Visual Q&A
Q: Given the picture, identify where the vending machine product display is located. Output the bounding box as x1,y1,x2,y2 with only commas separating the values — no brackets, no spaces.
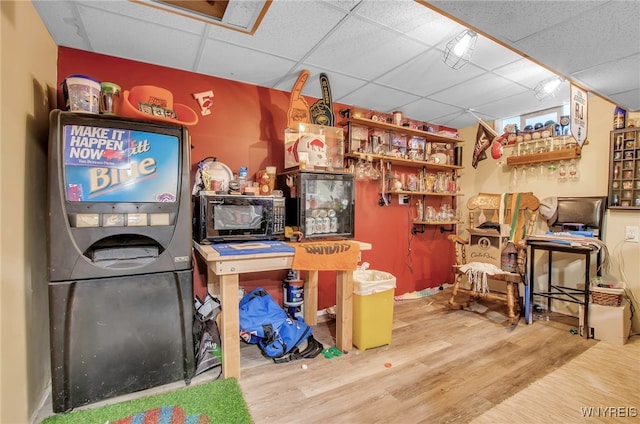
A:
46,110,194,412
277,170,355,240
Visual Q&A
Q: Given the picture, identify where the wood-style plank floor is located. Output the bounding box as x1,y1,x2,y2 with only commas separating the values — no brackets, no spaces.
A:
237,289,639,424
35,289,639,424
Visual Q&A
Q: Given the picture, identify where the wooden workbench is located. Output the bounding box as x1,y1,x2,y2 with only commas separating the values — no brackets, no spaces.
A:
193,240,372,379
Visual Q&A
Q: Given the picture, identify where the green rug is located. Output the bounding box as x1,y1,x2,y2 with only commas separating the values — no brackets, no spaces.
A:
41,378,253,424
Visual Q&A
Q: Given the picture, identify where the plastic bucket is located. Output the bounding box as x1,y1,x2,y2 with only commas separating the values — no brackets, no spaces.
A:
62,74,101,114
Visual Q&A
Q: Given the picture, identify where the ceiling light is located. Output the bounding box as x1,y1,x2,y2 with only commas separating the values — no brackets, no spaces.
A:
534,76,564,101
443,29,477,70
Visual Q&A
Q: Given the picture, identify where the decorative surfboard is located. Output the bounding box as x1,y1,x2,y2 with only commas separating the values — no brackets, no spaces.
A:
287,69,311,129
310,73,335,126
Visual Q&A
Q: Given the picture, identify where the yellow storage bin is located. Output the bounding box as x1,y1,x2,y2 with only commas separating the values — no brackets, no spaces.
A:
352,270,396,350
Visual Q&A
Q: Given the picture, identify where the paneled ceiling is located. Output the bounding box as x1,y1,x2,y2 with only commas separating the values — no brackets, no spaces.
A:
33,0,640,129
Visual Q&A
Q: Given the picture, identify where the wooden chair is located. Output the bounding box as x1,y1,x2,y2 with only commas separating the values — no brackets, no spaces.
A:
448,192,540,323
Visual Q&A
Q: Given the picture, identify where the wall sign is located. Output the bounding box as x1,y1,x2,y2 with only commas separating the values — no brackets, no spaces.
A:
570,83,588,147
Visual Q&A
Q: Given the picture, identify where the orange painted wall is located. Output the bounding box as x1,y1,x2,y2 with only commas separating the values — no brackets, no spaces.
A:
57,47,454,309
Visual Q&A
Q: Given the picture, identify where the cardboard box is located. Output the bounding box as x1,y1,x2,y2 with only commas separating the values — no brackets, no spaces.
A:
579,299,631,345
467,228,508,268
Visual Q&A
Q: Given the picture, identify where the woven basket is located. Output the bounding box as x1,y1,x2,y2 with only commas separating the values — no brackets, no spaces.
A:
591,287,624,306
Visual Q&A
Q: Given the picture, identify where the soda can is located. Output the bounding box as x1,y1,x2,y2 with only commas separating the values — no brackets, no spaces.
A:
315,217,324,234
322,217,330,233
305,217,315,236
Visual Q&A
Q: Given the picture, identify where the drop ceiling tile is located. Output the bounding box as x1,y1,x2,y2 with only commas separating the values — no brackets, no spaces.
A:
400,98,463,124
205,1,348,59
32,1,91,50
432,110,476,129
338,83,421,113
322,0,362,12
83,1,206,35
475,90,566,122
377,48,485,96
304,15,429,80
471,35,523,71
493,58,558,90
403,7,462,48
571,54,640,97
514,2,640,74
356,0,448,43
197,39,297,86
428,1,607,43
609,89,640,111
430,73,530,110
273,67,367,103
79,6,202,71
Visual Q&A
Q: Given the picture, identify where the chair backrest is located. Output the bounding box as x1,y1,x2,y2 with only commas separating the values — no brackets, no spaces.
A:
548,196,607,239
466,192,540,243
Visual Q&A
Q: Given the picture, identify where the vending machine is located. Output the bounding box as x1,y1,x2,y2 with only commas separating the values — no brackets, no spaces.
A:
46,110,194,412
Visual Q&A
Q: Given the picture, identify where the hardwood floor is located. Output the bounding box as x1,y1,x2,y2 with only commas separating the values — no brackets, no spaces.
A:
238,290,639,424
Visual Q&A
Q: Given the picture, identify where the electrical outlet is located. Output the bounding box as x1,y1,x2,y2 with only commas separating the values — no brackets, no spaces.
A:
625,226,639,243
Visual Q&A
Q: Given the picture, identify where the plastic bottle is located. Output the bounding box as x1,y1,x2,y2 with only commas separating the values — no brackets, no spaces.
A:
260,172,271,195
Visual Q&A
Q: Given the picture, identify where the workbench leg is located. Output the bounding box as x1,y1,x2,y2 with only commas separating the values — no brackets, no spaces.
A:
335,271,353,352
304,270,318,326
219,274,240,380
206,267,220,297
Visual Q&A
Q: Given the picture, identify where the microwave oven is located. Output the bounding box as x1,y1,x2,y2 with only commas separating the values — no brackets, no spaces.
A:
193,192,285,243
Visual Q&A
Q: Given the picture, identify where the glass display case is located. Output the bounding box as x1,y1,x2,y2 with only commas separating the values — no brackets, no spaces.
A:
277,170,355,240
284,123,344,170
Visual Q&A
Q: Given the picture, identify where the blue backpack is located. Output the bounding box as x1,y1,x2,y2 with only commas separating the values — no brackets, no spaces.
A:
239,288,323,363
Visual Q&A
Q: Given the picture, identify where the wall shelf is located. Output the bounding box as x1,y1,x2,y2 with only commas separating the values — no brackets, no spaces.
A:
339,117,462,144
345,152,462,171
506,146,581,166
413,220,462,226
381,190,463,197
342,117,464,234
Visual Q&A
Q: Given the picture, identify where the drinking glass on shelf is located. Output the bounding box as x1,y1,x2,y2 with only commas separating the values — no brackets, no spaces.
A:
425,206,436,222
519,166,528,185
558,161,567,180
369,161,380,180
568,159,578,179
355,159,368,181
509,166,519,190
547,162,557,179
533,140,542,153
538,162,546,178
